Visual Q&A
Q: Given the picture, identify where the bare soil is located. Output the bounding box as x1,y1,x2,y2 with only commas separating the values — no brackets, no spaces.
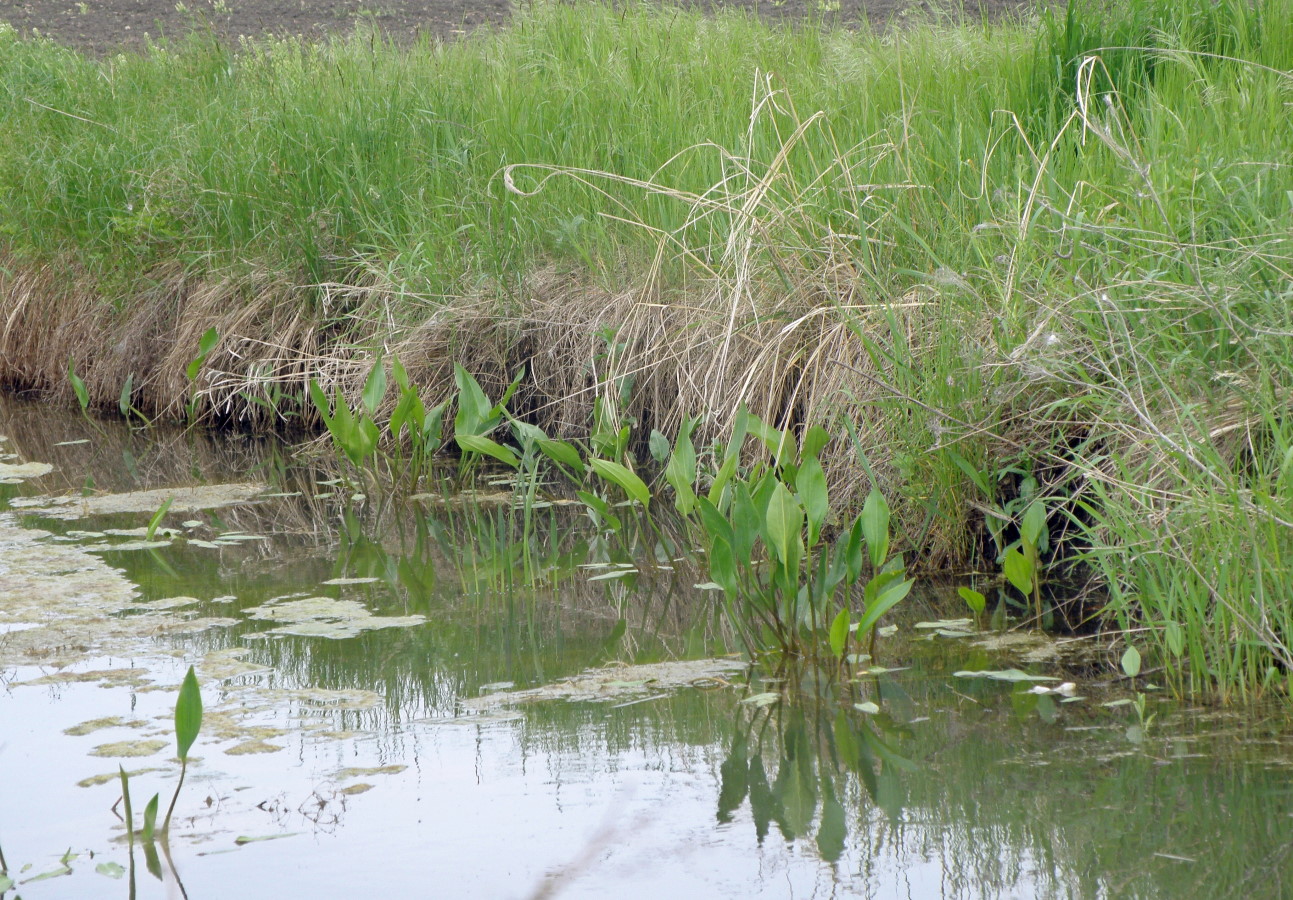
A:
0,0,1038,55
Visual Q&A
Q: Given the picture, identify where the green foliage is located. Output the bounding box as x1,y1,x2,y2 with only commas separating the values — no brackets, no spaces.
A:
67,356,90,412
163,665,203,833
669,411,913,662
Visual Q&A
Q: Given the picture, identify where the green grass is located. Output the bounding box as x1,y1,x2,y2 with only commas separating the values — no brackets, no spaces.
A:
1,0,1292,698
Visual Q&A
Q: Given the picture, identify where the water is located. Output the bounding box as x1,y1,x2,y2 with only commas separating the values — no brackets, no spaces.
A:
1,394,1291,899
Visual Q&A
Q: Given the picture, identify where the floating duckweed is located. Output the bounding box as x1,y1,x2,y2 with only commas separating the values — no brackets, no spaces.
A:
459,658,746,713
336,765,406,779
90,739,169,758
0,460,53,479
63,716,149,736
224,739,285,756
11,482,269,520
242,596,425,639
77,767,164,788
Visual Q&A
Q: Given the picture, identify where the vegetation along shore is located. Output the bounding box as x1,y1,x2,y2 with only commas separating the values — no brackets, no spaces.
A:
1,0,1290,698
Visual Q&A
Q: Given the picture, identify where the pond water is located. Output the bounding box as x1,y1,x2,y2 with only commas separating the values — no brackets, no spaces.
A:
1,394,1291,899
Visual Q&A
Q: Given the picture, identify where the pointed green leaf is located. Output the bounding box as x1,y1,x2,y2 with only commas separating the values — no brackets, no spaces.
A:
796,457,829,548
141,793,159,842
1003,546,1034,594
648,429,671,463
538,438,585,474
360,354,387,415
861,488,890,569
829,607,851,658
118,372,134,417
801,425,831,462
175,666,203,761
957,586,986,614
308,379,332,428
589,458,650,506
856,576,913,636
765,482,804,568
456,434,520,468
1164,620,1184,657
68,357,91,412
1021,500,1046,548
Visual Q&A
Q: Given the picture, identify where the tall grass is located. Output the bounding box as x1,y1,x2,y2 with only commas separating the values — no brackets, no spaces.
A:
0,0,1291,696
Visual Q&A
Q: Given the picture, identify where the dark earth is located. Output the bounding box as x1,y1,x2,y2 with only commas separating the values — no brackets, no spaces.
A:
0,0,1039,55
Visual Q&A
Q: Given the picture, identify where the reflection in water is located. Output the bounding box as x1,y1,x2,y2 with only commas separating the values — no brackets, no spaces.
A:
2,396,1293,899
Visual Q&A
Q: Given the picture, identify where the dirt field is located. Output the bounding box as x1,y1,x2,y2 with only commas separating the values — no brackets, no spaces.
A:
0,0,1037,55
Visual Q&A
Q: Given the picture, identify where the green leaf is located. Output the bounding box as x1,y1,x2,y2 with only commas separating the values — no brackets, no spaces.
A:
68,356,91,412
648,429,671,463
145,497,174,542
391,355,410,391
455,434,520,468
856,575,913,636
118,372,134,418
576,490,620,532
1020,500,1046,548
765,482,804,568
589,458,650,506
141,793,159,842
957,586,986,614
1121,645,1142,679
946,449,991,498
360,354,387,415
844,516,865,582
795,457,829,548
95,862,126,880
1164,620,1184,657
861,488,890,569
1003,546,1034,594
707,451,740,507
453,364,494,436
829,607,851,658
185,327,220,381
175,666,203,761
308,379,333,429
801,425,831,462
537,438,585,474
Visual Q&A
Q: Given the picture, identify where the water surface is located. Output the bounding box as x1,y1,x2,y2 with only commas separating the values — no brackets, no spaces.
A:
1,395,1290,899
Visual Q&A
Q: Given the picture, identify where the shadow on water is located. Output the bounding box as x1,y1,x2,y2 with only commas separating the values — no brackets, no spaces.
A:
2,394,1293,899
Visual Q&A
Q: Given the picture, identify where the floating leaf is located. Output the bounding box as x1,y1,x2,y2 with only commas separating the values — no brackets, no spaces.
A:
953,669,1058,683
234,833,300,845
741,692,781,707
95,862,126,880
